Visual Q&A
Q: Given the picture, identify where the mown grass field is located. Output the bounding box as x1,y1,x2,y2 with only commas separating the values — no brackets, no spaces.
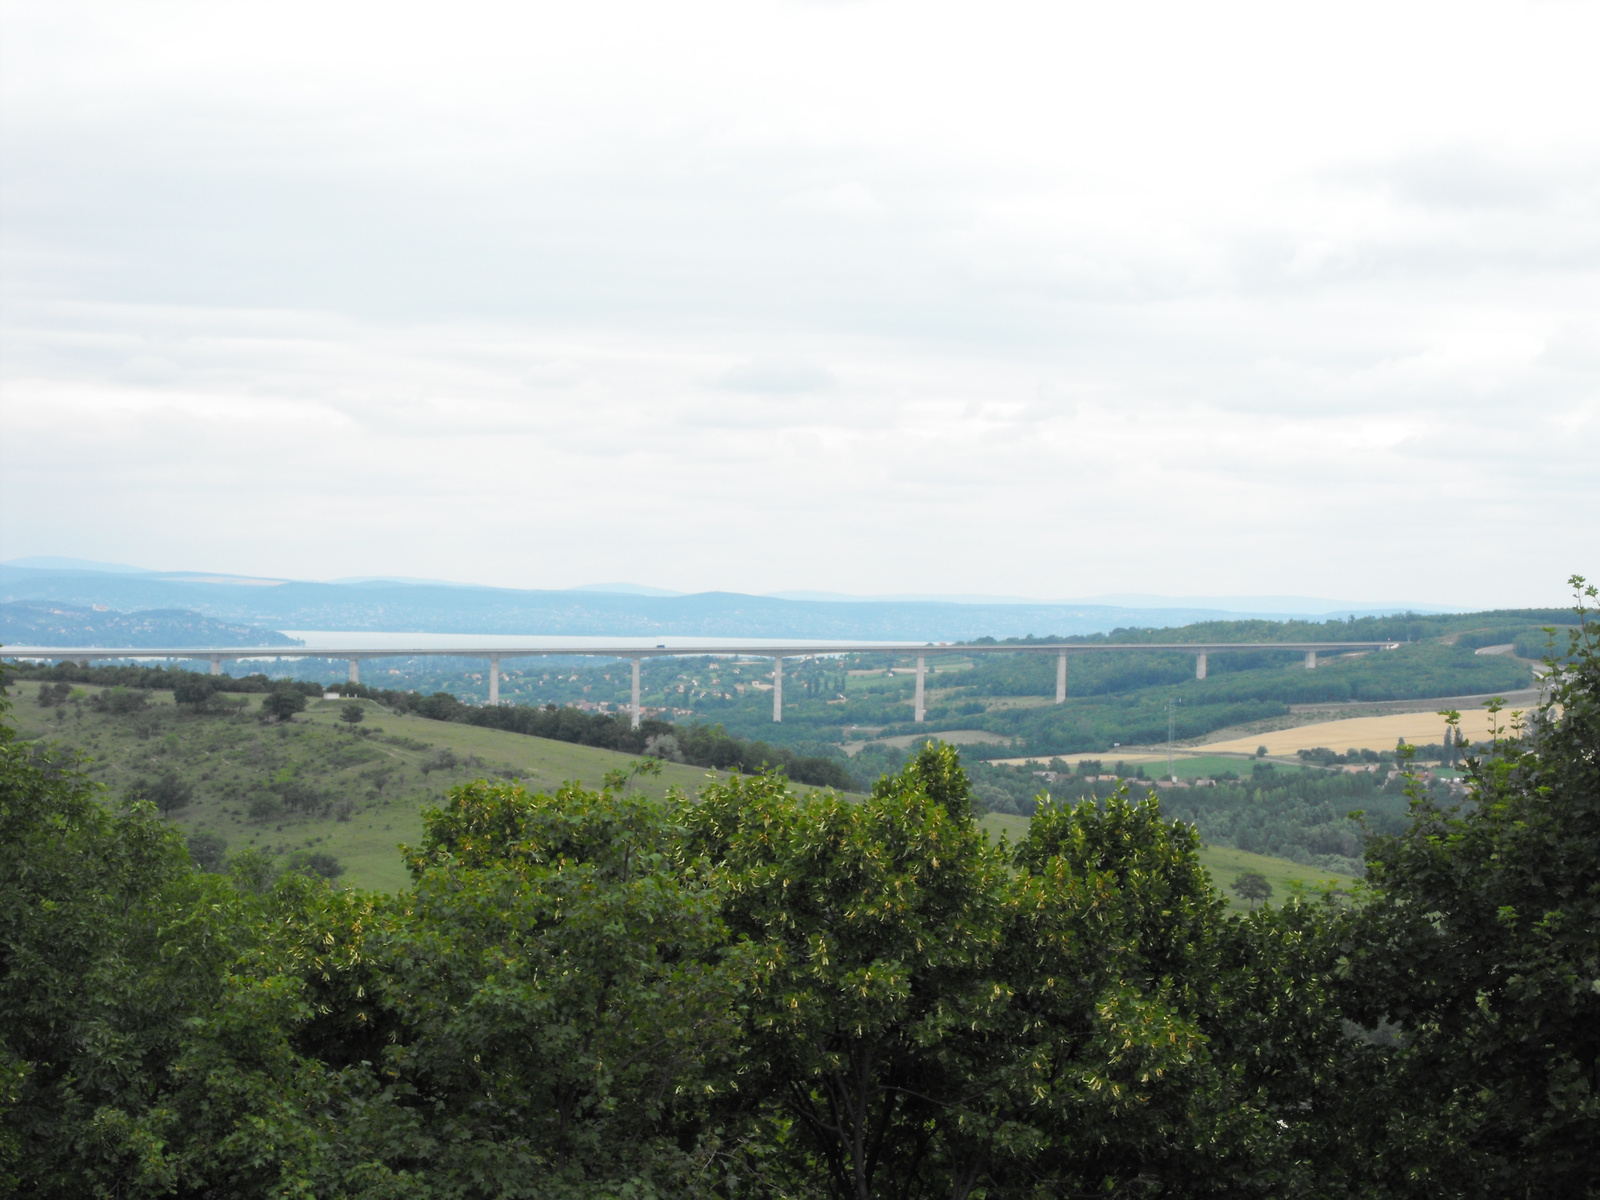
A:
1151,753,1318,779
9,679,1353,902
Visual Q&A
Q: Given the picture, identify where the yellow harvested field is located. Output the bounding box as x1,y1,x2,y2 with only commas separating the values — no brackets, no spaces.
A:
875,729,1011,750
1203,707,1528,756
977,703,1544,767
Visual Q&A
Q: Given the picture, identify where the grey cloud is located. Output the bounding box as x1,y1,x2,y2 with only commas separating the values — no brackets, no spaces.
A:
2,2,1597,605
714,358,838,393
1538,323,1600,371
1375,148,1575,212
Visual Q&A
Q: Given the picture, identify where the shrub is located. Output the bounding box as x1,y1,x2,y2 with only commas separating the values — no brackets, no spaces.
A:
185,830,228,873
261,688,307,721
172,678,218,707
92,687,148,715
226,847,278,893
271,779,323,815
35,682,70,707
1233,871,1272,909
283,849,344,880
246,793,284,823
642,733,684,761
128,772,193,817
421,748,458,776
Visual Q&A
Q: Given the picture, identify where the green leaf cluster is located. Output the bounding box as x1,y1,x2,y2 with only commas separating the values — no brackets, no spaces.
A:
1333,577,1600,1196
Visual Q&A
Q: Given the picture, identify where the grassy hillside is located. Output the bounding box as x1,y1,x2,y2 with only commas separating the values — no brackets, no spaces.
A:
7,681,727,893
10,677,1356,907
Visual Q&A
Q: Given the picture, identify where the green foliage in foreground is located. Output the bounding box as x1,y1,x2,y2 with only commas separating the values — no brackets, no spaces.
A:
1,580,1596,1197
1334,580,1600,1196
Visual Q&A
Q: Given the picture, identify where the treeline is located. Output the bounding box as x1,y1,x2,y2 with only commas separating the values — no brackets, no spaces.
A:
969,607,1581,647
4,585,1597,1197
6,660,324,695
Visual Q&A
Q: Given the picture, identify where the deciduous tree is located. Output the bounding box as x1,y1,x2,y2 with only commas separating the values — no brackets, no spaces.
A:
129,770,193,817
1340,575,1600,1196
1233,870,1272,909
0,688,252,1198
260,687,306,721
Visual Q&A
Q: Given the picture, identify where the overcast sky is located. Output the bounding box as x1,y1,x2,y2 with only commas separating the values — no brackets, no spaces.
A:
1,0,1595,608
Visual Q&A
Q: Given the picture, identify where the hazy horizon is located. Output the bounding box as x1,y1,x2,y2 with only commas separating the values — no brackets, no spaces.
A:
2,555,1462,617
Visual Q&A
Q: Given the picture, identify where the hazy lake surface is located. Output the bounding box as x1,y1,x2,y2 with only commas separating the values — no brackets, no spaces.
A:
280,631,910,653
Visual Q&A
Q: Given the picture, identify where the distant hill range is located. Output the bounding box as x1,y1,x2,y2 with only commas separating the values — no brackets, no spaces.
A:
0,562,1445,643
0,601,302,649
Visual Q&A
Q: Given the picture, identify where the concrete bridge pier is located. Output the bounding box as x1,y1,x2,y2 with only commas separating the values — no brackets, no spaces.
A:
1056,651,1068,703
1196,652,1207,680
488,656,499,706
914,655,927,722
348,659,360,685
772,656,784,722
631,657,642,729
210,656,223,676
1305,650,1318,670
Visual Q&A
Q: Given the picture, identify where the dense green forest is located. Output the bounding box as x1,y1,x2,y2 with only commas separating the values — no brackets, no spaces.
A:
2,583,1596,1197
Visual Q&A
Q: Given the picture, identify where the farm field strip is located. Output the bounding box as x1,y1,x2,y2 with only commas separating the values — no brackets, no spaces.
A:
1202,708,1517,756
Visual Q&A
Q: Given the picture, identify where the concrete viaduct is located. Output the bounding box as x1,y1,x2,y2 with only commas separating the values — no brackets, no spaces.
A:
4,640,1399,729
